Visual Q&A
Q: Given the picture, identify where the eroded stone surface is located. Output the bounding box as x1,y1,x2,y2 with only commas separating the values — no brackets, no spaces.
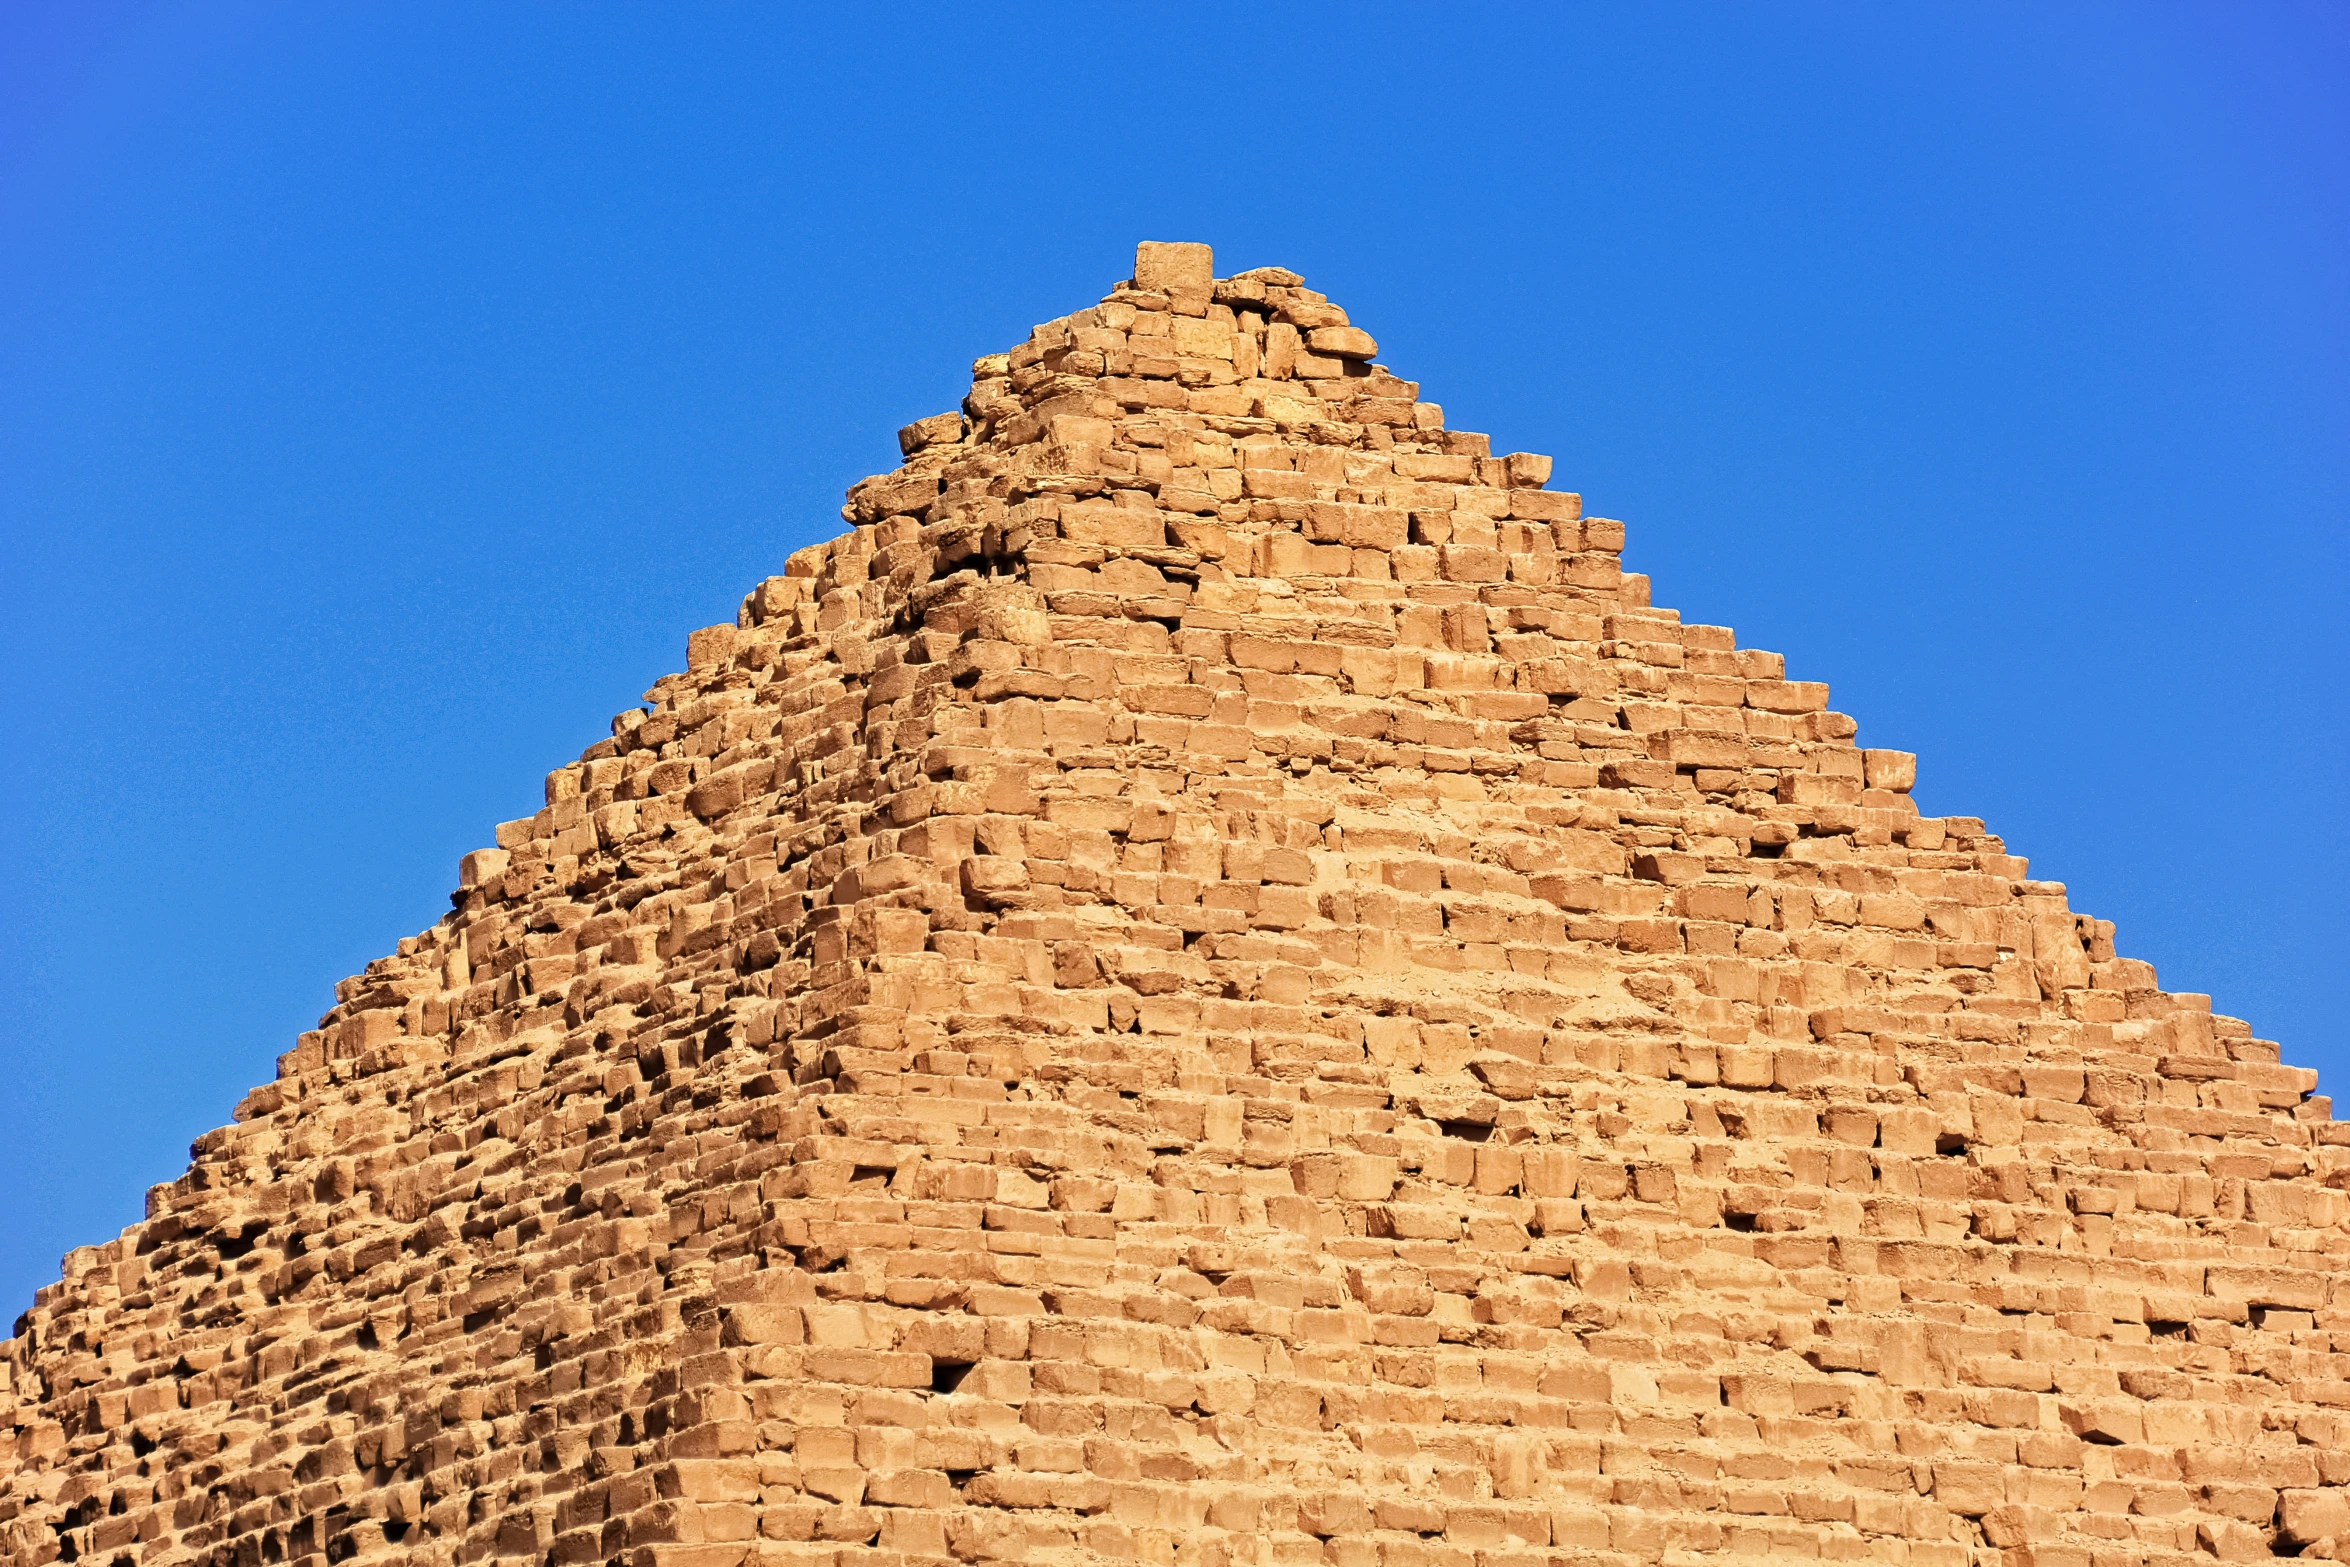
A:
4,243,2345,1567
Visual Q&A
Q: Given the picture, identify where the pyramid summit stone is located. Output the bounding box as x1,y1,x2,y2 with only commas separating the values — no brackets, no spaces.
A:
1132,239,1213,294
5,246,2346,1567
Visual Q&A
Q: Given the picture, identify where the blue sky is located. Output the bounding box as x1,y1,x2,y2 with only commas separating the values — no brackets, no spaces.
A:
2,3,2343,1318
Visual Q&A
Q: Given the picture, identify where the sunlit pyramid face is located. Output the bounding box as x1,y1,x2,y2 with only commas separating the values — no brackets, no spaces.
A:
5,240,2339,1567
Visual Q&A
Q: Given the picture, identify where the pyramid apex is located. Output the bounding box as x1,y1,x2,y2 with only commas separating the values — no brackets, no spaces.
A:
1133,239,1213,293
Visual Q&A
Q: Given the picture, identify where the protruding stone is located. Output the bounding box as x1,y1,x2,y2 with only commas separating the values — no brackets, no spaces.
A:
1133,239,1212,293
1307,325,1377,360
896,411,963,456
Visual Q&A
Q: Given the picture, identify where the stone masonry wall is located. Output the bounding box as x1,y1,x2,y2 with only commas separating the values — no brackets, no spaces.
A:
3,242,2346,1567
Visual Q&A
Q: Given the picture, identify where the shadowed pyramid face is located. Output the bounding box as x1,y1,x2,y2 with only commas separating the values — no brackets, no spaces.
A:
5,241,2344,1567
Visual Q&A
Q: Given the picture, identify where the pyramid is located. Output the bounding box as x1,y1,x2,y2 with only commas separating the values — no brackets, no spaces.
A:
5,240,2345,1567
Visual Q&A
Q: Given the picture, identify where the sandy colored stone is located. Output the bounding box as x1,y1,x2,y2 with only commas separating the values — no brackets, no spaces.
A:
2,241,2344,1567
1132,240,1212,295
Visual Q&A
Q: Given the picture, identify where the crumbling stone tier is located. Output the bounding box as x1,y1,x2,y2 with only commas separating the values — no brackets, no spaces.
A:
5,242,2344,1567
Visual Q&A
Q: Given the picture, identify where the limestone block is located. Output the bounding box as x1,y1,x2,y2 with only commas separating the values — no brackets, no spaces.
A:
1134,240,1213,293
1307,325,1378,360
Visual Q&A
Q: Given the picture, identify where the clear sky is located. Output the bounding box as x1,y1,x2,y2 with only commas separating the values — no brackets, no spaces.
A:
2,4,2343,1319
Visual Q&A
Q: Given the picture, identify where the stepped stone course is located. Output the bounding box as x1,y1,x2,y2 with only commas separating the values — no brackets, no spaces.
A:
5,241,2346,1567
